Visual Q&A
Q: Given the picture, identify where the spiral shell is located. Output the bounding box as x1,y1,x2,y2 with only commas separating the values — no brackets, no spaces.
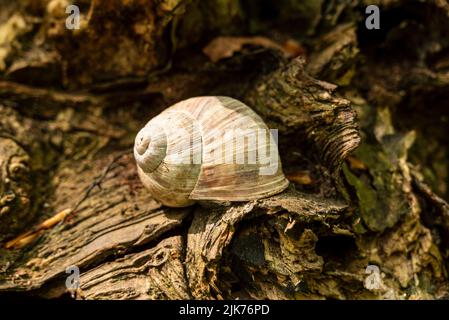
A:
134,96,289,207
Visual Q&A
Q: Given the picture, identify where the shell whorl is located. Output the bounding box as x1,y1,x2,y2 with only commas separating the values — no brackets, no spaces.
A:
134,120,167,174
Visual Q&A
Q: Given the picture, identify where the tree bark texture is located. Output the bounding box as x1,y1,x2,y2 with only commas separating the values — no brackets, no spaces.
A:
0,0,449,300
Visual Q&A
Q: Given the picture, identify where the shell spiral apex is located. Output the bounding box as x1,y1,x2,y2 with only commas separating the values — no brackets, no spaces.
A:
134,96,289,207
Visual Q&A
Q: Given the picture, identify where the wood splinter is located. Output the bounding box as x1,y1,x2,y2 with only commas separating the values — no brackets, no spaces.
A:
4,208,72,250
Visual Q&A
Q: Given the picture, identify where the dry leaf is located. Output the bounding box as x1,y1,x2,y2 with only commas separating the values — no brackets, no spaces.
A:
346,156,367,170
286,171,313,185
203,36,299,63
5,208,72,249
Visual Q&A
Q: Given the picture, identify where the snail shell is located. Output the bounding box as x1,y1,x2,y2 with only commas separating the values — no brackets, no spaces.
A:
134,96,289,207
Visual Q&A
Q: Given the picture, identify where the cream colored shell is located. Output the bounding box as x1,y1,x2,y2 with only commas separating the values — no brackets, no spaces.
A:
134,96,289,207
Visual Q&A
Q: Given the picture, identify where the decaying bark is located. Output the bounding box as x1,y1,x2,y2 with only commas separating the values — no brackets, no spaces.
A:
1,0,449,300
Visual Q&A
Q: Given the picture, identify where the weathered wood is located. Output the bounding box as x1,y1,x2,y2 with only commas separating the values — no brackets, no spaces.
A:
186,191,346,299
79,236,191,300
1,0,449,300
0,153,190,291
